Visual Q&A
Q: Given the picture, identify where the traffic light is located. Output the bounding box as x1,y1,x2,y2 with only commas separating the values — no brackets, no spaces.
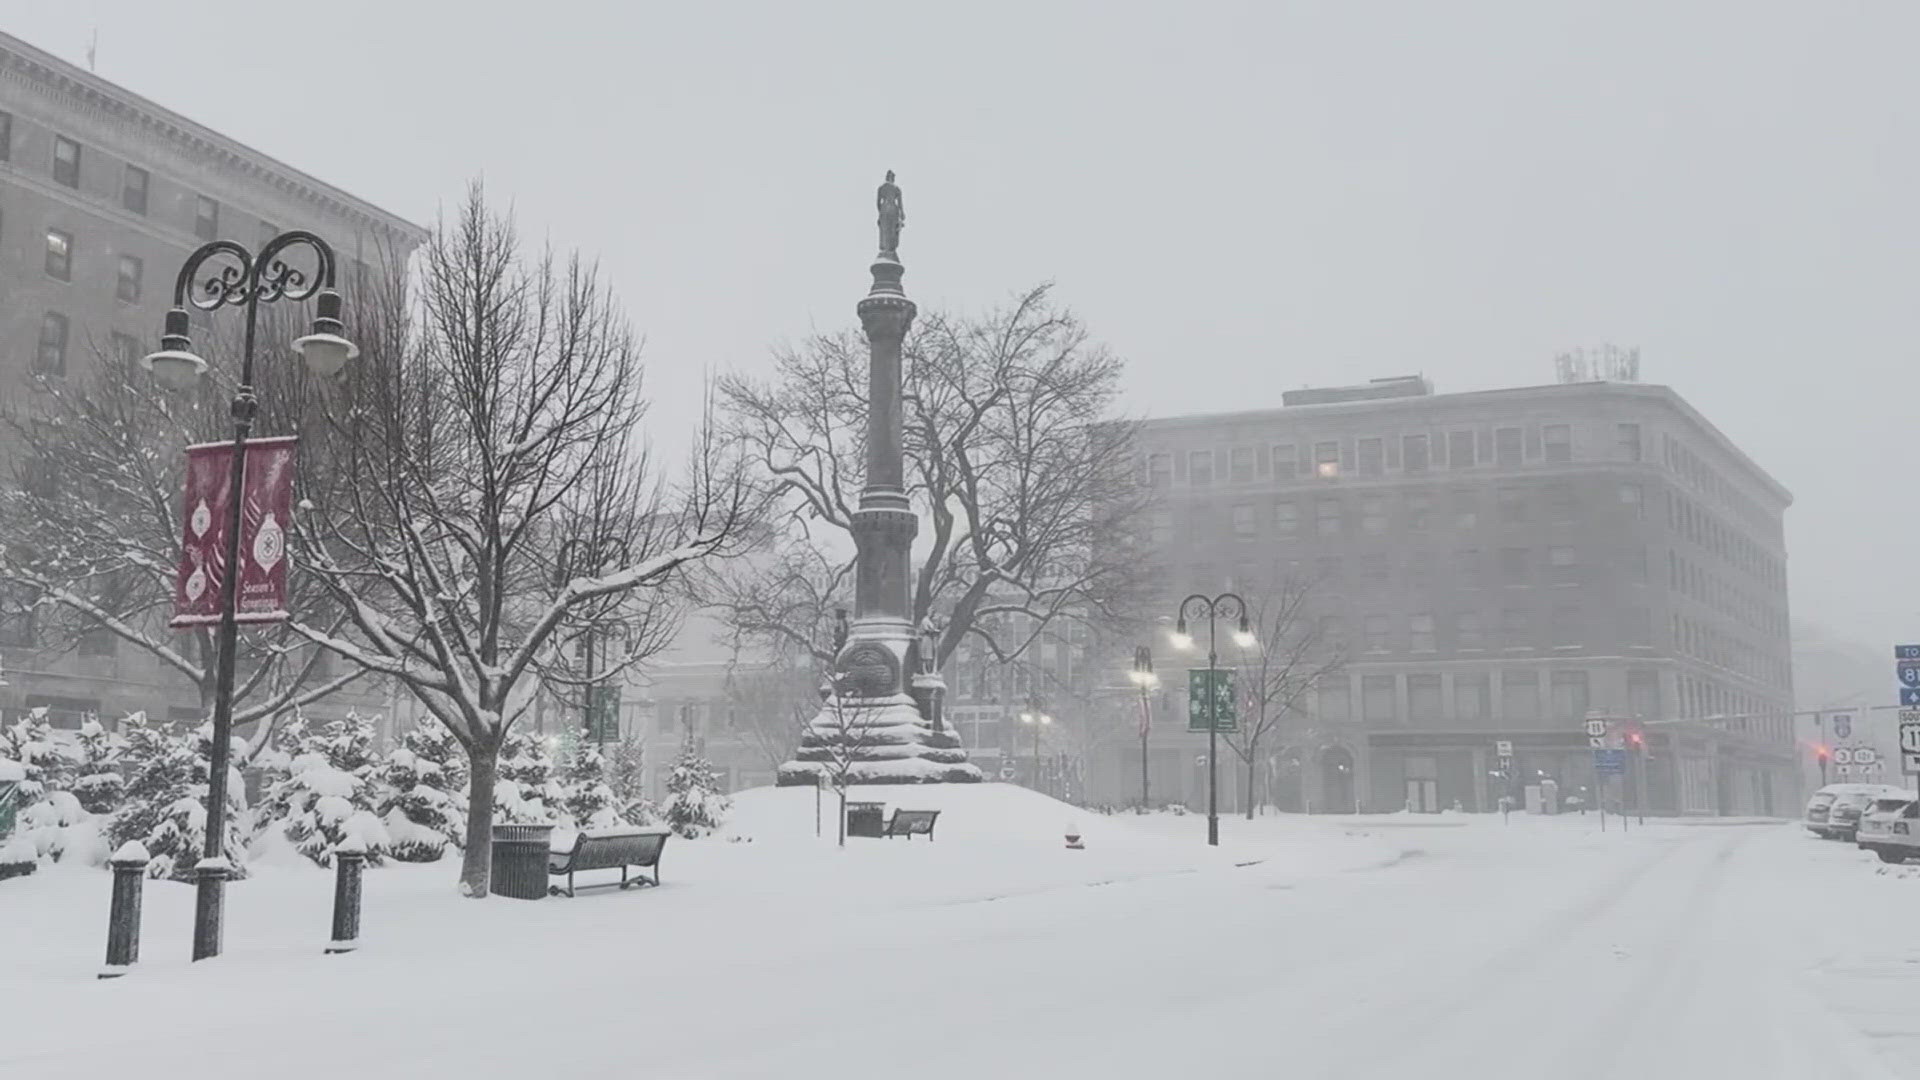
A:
1815,744,1832,764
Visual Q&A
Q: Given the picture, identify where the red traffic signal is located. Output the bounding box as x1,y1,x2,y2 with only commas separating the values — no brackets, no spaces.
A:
1815,744,1832,762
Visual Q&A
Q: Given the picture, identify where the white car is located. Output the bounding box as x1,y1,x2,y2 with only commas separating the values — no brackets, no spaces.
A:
1806,783,1907,839
1820,784,1910,842
1858,797,1920,863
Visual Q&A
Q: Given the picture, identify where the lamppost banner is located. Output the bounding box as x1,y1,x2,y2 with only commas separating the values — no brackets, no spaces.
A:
170,436,298,627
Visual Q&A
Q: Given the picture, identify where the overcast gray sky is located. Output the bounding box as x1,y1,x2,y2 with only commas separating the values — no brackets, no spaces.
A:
8,0,1917,655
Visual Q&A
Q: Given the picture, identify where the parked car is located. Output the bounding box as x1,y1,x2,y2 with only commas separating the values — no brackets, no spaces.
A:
1797,780,1904,841
1858,798,1920,863
1821,784,1909,842
1855,796,1915,850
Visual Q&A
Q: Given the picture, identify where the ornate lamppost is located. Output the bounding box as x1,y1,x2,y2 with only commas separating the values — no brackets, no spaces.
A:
1018,702,1052,793
142,231,356,961
1128,646,1158,810
1171,592,1254,846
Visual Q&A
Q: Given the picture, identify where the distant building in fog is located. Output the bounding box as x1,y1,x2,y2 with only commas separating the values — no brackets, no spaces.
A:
1104,376,1796,816
0,31,424,728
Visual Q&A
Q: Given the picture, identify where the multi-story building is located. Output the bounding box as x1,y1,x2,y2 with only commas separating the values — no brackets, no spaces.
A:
1109,375,1797,816
0,31,425,728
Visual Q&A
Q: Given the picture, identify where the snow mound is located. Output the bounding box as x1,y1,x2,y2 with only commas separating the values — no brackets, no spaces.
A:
731,782,1143,850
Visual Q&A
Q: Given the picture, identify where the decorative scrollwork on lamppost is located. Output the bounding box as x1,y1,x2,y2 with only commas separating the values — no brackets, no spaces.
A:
142,231,356,962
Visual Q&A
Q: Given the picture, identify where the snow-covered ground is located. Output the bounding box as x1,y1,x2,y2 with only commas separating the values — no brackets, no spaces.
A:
3,785,1918,1079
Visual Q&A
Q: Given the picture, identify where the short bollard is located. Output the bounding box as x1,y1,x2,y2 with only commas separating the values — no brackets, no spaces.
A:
325,838,366,955
101,841,151,979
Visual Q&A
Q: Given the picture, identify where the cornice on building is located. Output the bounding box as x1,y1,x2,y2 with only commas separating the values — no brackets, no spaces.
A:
0,31,426,248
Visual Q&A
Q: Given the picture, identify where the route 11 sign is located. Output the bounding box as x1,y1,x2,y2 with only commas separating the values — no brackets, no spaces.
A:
1901,712,1920,776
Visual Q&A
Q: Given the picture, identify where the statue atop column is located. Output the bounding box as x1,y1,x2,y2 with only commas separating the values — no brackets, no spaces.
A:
877,170,905,258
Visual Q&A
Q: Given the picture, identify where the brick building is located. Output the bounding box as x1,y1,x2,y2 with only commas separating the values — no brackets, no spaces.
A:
1105,376,1797,816
0,31,424,728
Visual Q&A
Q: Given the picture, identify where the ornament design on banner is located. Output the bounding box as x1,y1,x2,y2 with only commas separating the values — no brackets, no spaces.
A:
253,512,285,573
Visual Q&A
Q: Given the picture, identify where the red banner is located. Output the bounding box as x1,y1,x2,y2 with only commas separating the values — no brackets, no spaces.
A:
171,436,298,628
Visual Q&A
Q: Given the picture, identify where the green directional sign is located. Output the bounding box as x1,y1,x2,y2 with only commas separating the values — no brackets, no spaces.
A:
588,685,623,742
1187,667,1237,733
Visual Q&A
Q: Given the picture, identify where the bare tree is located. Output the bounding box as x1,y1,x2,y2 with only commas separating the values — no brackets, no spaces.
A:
802,685,888,847
1221,577,1346,819
291,185,753,896
710,285,1147,672
0,300,361,748
721,655,816,774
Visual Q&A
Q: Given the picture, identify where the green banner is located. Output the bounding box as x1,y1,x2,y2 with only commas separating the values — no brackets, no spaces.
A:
588,685,622,741
1187,667,1237,733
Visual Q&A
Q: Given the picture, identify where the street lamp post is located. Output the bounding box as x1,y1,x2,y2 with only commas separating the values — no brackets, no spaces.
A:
1018,704,1051,793
1128,646,1158,810
142,232,356,961
1171,592,1253,847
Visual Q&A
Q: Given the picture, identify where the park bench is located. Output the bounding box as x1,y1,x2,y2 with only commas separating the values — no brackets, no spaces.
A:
547,826,669,897
883,809,940,840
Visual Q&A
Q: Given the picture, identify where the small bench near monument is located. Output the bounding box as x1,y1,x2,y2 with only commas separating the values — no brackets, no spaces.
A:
547,826,669,897
883,809,939,841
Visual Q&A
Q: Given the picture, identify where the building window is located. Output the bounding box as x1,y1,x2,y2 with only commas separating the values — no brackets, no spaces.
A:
1357,438,1384,477
1274,501,1299,537
1271,444,1297,480
1406,549,1434,586
1453,491,1479,530
1454,547,1481,584
1403,434,1430,473
1360,552,1389,585
53,134,81,188
1147,453,1172,488
1221,445,1254,483
1147,509,1172,546
1360,496,1387,536
1627,669,1660,721
1502,671,1540,721
1406,494,1432,532
1550,670,1589,721
122,165,149,214
1550,604,1579,645
1494,426,1522,467
117,254,143,302
1618,483,1643,518
1316,497,1341,537
1316,680,1351,722
110,331,141,367
1499,546,1530,582
1363,675,1397,723
1500,607,1529,648
1546,482,1575,523
1189,450,1214,485
1455,674,1489,721
195,195,220,241
1616,422,1642,462
36,312,69,376
1314,556,1343,586
1548,545,1576,569
1496,486,1525,524
1408,675,1443,722
1363,614,1390,652
1409,614,1436,652
45,228,73,280
1313,441,1340,478
1455,611,1484,649
1448,430,1475,469
1231,503,1257,539
1543,424,1572,462
0,111,10,161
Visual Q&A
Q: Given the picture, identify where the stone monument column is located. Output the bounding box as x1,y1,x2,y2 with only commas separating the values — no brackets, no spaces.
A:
777,172,981,786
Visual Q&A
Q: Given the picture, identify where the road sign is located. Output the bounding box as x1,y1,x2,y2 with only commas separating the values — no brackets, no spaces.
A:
1855,747,1880,766
1901,721,1920,754
1898,661,1920,689
1834,747,1855,766
1584,718,1607,738
1903,689,1920,707
1495,740,1513,758
1186,668,1237,733
1593,748,1626,776
1899,644,1920,661
999,764,1017,781
1906,752,1920,777
1832,712,1854,739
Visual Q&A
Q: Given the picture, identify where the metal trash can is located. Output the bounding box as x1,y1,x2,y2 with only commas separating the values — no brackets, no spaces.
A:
845,802,886,839
490,823,555,900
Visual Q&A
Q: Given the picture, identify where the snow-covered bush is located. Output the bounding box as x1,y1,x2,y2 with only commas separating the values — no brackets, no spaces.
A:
254,714,390,867
662,731,729,839
494,730,560,824
378,729,468,862
557,743,624,830
1,710,70,804
70,717,127,815
106,719,248,882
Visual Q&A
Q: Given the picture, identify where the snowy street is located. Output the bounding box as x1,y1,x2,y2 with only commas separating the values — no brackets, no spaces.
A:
3,787,1918,1079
